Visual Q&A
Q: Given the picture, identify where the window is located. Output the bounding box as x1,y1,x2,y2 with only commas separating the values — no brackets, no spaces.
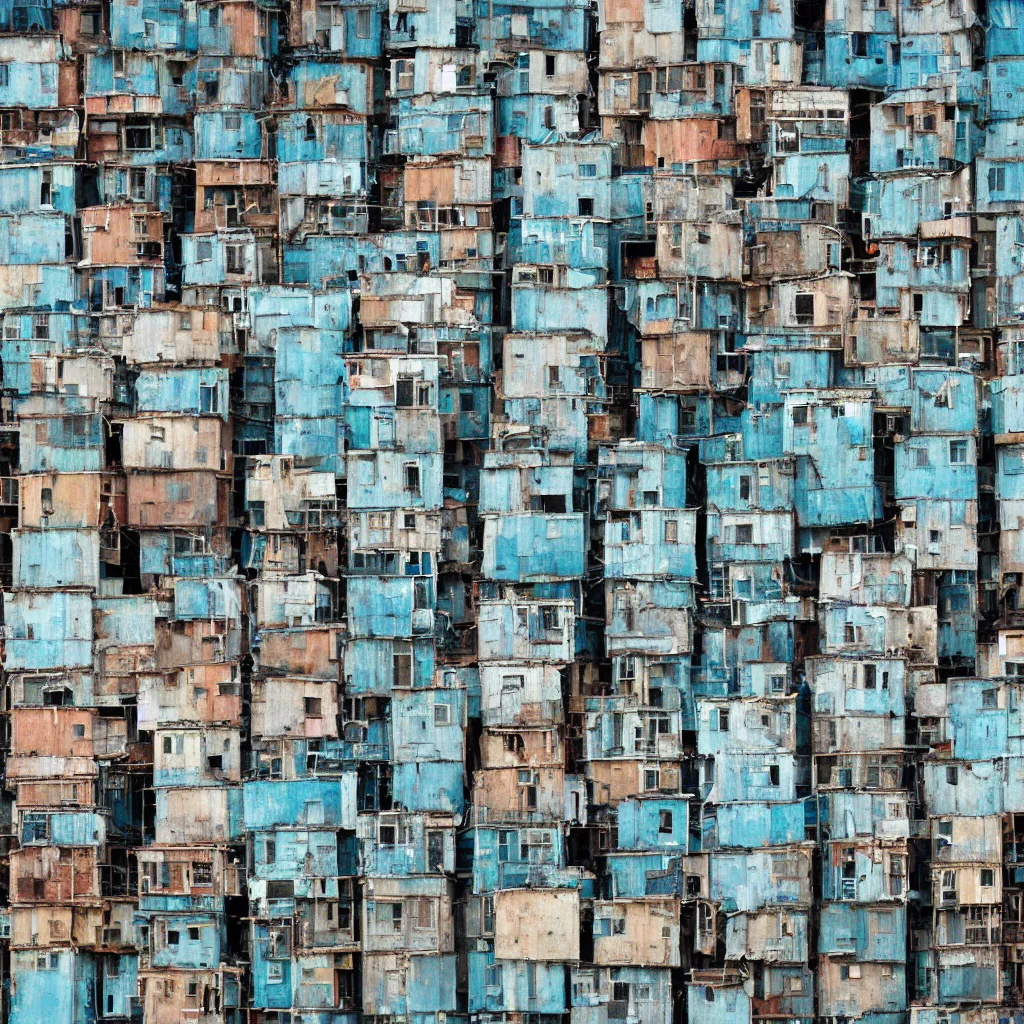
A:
740,476,751,500
794,294,814,325
946,766,959,786
224,113,241,132
125,120,153,150
377,902,402,931
394,59,414,92
393,652,412,687
578,197,594,217
0,64,10,88
949,440,968,464
355,7,371,36
545,53,556,76
659,810,673,834
663,519,678,543
304,697,322,718
792,405,809,425
939,869,958,906
81,8,102,33
396,377,415,407
989,166,1006,193
199,384,219,414
404,463,420,492
433,704,451,726
981,869,994,887
226,245,245,274
196,239,213,262
668,222,684,255
716,709,729,731
888,856,904,896
416,897,434,929
496,830,514,863
579,164,596,177
540,605,561,632
735,524,753,545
